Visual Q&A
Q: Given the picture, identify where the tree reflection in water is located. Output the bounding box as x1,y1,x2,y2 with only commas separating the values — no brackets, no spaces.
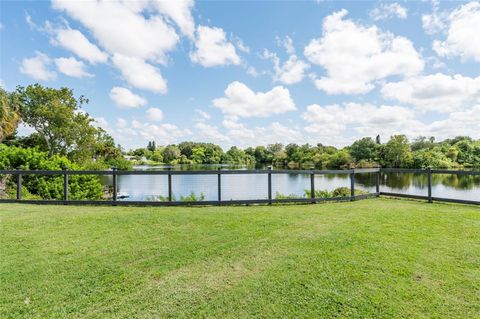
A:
354,172,480,191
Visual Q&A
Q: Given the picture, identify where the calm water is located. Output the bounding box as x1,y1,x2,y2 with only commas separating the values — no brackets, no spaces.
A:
102,165,480,202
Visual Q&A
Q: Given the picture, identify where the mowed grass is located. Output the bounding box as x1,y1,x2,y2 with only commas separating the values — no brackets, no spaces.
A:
1,199,479,318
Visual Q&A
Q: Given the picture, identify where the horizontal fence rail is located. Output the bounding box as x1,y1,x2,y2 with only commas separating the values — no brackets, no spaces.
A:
0,168,479,206
379,168,480,206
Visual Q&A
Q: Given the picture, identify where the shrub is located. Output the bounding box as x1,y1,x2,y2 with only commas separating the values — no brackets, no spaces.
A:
275,192,300,199
145,192,206,202
0,145,103,200
332,187,351,197
180,192,205,202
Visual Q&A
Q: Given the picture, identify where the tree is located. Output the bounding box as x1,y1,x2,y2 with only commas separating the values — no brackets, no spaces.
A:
15,84,94,158
382,135,413,168
147,141,156,152
326,150,353,169
350,137,378,162
0,87,21,143
412,148,453,169
411,136,436,151
224,146,244,163
272,149,288,167
203,143,223,163
162,145,181,163
254,146,269,163
191,146,206,163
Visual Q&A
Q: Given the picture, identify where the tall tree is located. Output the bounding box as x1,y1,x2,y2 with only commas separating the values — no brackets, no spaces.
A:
350,137,378,162
15,84,94,158
0,87,21,143
382,135,413,168
162,145,181,163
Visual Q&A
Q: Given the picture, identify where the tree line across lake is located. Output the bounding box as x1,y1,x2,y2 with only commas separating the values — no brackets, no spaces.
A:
131,135,480,170
1,84,480,200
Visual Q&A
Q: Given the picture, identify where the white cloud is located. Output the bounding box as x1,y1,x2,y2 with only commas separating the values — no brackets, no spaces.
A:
264,49,309,85
135,122,192,144
222,119,255,140
246,66,259,77
54,57,93,78
154,0,195,38
195,122,230,142
302,103,418,143
234,37,250,53
304,9,424,94
422,1,448,35
109,87,147,108
276,35,295,54
52,0,179,64
20,52,57,81
267,122,303,142
432,1,480,62
381,73,480,112
50,26,108,64
25,13,36,29
213,81,296,118
379,105,480,141
370,3,408,21
190,25,241,67
220,119,303,147
146,107,164,122
52,0,185,94
93,117,109,130
116,118,128,129
112,54,167,94
195,109,211,121
99,118,192,148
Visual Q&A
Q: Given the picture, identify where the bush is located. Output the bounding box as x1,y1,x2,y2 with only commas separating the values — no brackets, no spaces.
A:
145,192,206,202
180,192,205,202
275,192,300,199
304,187,367,199
304,189,333,198
0,145,103,200
332,187,351,197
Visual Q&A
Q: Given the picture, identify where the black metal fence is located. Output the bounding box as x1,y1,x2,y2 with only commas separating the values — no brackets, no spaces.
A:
0,168,478,206
380,168,480,206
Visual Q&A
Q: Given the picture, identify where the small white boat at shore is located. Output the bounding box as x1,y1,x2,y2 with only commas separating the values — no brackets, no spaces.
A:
117,192,130,199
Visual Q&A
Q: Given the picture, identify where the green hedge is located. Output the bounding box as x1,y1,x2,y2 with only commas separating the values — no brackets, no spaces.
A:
0,145,103,200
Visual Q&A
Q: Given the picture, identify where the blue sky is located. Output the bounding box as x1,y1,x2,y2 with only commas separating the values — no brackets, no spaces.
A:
1,0,479,149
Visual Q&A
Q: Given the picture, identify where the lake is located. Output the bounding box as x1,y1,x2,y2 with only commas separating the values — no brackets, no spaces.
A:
101,165,480,202
99,165,480,201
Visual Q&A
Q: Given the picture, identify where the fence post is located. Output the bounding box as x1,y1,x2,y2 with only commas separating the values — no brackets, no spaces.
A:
350,170,355,201
217,168,222,202
310,169,315,204
376,169,380,195
268,166,272,204
427,167,432,203
112,167,117,204
168,168,172,202
16,168,22,200
63,168,69,202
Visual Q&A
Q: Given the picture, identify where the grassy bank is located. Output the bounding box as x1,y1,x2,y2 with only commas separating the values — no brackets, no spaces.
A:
1,199,479,318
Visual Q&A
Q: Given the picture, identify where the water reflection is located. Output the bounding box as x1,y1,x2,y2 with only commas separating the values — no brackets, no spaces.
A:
356,172,480,200
102,165,479,202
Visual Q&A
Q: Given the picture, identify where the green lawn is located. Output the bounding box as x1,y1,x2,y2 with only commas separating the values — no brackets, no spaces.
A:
1,199,479,318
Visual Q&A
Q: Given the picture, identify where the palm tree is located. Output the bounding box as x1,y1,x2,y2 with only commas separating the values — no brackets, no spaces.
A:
0,87,21,143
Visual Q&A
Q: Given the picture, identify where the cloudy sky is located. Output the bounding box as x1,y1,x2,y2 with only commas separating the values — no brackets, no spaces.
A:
1,0,479,149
